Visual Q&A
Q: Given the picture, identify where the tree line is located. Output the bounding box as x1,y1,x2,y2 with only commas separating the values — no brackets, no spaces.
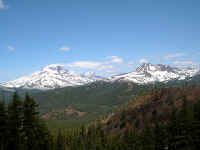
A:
0,92,52,150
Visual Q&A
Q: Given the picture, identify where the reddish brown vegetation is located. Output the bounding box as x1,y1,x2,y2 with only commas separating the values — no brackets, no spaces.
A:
41,105,86,120
103,87,200,135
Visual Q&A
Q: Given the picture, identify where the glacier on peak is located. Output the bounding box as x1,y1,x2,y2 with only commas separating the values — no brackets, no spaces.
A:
111,63,199,84
0,63,199,90
0,64,103,90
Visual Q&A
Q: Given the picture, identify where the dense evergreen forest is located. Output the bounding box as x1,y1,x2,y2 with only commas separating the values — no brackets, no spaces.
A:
1,88,200,150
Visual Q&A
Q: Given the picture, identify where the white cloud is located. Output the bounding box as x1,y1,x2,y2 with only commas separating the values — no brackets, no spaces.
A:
107,56,123,63
60,46,70,52
0,0,6,9
139,58,148,64
173,61,193,67
128,62,135,66
8,46,15,51
67,61,113,70
164,53,185,60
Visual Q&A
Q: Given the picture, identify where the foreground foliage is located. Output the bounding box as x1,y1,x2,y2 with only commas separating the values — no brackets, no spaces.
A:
52,93,200,150
1,88,200,150
0,92,52,150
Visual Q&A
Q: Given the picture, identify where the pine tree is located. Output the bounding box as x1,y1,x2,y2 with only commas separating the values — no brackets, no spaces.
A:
167,107,179,150
0,101,8,150
177,96,194,149
23,94,39,150
154,122,167,150
193,100,200,150
56,129,65,150
35,120,53,150
7,92,23,150
168,97,194,150
140,124,155,150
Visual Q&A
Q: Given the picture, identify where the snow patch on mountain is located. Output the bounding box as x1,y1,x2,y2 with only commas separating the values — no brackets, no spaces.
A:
111,63,199,84
0,64,104,90
1,63,199,90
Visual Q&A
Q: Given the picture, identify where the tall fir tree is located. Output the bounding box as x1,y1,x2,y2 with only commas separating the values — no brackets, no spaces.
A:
56,129,65,150
7,92,23,150
23,94,39,150
154,122,167,150
0,101,8,150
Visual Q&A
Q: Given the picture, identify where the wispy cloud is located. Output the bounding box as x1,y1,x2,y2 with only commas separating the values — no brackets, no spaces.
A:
60,46,70,52
173,61,194,67
0,0,6,9
139,58,148,64
128,61,135,66
67,61,113,70
164,53,185,60
8,46,15,51
107,56,123,64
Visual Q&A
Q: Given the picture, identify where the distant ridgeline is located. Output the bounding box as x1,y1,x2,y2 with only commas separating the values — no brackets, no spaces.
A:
0,75,200,122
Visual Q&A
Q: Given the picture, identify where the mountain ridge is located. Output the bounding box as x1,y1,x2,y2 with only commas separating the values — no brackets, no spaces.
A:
111,63,198,84
0,64,104,90
1,63,199,90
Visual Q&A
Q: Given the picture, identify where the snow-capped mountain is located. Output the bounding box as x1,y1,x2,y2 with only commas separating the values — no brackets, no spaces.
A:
0,85,15,92
1,63,199,90
84,72,105,80
0,64,104,90
111,63,198,84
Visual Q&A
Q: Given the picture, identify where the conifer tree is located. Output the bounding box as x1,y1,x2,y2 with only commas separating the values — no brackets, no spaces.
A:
140,124,155,150
193,100,200,149
7,92,23,150
35,120,53,150
177,96,194,149
154,122,167,150
0,101,8,150
23,94,39,150
56,129,65,150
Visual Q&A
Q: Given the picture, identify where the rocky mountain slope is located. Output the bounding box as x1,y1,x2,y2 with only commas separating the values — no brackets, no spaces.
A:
111,63,198,84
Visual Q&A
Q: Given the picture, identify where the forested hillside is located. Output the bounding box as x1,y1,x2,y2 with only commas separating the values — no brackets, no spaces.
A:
51,87,200,150
103,87,200,133
1,75,200,125
1,86,200,150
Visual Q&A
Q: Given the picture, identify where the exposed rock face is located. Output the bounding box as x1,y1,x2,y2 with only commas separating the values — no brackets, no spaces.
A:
111,63,198,84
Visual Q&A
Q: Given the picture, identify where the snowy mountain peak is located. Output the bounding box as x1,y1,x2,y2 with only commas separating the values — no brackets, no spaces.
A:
42,64,67,73
0,64,104,90
43,64,65,69
112,63,199,84
84,72,96,77
84,72,106,80
136,63,179,73
1,63,199,90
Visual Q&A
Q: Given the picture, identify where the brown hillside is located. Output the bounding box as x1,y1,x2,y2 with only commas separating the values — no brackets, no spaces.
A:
102,87,200,135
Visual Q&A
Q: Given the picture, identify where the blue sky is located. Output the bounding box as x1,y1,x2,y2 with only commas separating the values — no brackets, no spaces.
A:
0,0,200,82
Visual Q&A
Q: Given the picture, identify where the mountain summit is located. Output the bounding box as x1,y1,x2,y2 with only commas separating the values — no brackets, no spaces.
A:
0,64,103,90
111,63,198,84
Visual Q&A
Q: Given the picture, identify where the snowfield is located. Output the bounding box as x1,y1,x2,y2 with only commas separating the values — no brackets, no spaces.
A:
1,63,199,90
